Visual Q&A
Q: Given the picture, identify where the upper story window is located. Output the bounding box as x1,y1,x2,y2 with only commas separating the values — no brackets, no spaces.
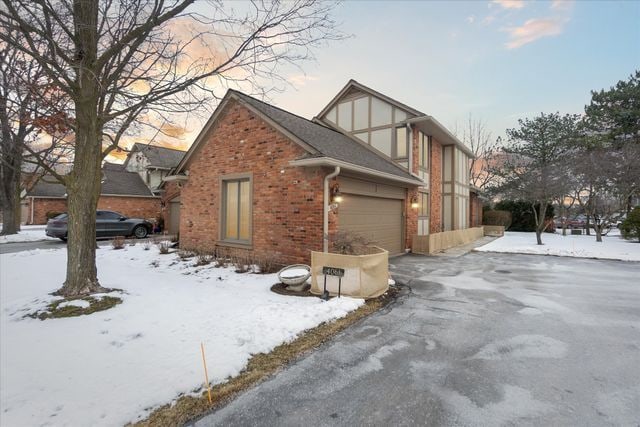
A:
419,132,430,171
322,95,412,166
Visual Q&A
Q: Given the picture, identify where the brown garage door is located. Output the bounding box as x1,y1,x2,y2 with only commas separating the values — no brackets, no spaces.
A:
339,194,403,255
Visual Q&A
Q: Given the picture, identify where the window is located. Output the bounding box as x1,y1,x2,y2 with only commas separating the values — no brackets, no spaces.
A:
370,97,392,127
419,193,429,218
325,106,337,124
419,132,430,170
395,126,407,159
98,211,123,220
353,97,369,130
337,101,352,131
370,128,392,157
222,177,251,243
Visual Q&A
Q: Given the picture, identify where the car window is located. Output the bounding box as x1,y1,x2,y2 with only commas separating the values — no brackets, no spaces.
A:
98,211,123,220
54,213,68,219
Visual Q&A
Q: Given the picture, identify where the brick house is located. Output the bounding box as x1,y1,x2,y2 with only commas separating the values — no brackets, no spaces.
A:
25,163,160,225
168,80,474,265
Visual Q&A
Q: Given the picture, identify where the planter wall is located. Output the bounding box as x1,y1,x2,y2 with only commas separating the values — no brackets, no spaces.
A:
310,248,389,299
412,226,484,254
483,225,505,237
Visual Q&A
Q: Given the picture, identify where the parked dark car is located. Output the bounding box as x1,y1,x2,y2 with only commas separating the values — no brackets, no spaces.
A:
46,210,153,241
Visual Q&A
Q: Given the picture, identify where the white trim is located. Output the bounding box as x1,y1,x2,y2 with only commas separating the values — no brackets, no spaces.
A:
407,116,475,158
289,157,424,187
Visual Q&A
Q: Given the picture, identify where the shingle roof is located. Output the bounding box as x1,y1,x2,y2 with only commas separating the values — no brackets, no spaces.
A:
28,167,155,198
131,143,185,169
230,90,416,181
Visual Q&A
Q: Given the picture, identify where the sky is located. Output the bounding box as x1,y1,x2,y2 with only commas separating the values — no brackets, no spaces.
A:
270,0,639,142
118,0,640,157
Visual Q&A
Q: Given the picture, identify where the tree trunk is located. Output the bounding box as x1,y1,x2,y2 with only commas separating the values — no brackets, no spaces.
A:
532,202,546,245
56,0,107,297
595,226,602,243
1,176,20,235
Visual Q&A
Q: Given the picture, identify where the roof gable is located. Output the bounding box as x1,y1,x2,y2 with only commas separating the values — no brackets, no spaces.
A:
128,143,186,169
176,90,418,182
316,79,424,120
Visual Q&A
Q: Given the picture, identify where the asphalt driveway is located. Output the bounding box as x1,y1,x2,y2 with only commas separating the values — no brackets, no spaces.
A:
193,252,640,426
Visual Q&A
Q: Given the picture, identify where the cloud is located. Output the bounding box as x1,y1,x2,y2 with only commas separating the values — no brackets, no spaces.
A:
503,17,566,49
550,0,574,11
482,15,496,26
492,0,526,9
287,74,318,87
466,15,476,24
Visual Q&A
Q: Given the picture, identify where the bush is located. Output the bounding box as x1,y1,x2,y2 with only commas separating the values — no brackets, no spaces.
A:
142,239,152,251
230,249,251,273
482,210,512,229
621,206,640,242
494,200,554,232
253,255,280,274
332,231,376,255
45,211,63,220
157,241,171,254
111,236,126,250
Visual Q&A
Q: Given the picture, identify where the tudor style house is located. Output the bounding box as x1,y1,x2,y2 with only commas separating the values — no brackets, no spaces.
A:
125,143,186,194
168,80,475,264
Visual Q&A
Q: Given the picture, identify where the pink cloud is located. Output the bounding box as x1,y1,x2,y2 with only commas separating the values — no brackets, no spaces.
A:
504,17,565,49
492,0,526,9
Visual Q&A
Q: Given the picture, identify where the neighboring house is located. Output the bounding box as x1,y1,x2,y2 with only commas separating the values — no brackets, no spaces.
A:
25,163,160,225
167,80,475,265
124,143,186,193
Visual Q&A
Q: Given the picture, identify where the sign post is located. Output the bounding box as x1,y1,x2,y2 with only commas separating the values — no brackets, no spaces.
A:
321,266,345,300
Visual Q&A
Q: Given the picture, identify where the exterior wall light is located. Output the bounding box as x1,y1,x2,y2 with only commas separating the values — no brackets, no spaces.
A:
330,184,343,203
410,195,419,209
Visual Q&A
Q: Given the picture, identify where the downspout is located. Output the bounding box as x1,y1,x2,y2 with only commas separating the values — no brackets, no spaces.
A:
323,166,341,252
30,197,34,225
407,123,413,173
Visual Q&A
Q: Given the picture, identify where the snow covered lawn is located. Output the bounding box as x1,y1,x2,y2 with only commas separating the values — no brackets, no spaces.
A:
0,245,364,426
476,231,640,261
0,225,57,244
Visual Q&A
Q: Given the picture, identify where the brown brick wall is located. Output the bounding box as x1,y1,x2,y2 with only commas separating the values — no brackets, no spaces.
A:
430,138,443,233
28,196,160,225
470,191,483,227
28,198,67,225
179,99,326,265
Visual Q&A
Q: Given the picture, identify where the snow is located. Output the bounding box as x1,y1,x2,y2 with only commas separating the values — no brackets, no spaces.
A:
0,246,364,426
57,299,91,309
0,225,57,244
279,267,310,279
475,231,640,261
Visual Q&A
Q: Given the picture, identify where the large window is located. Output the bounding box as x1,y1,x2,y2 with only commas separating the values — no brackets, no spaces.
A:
395,127,407,159
419,132,430,170
419,192,429,218
222,177,251,243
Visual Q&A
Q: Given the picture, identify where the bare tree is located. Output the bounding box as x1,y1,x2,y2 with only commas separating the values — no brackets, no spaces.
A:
0,0,344,297
458,115,500,191
0,31,70,235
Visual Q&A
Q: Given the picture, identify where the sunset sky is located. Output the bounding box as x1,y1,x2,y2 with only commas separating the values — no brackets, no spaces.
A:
131,0,640,155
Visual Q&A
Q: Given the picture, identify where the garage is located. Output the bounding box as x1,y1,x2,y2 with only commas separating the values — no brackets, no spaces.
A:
337,177,405,255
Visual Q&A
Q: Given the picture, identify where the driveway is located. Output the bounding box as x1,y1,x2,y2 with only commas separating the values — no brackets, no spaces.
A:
192,252,640,426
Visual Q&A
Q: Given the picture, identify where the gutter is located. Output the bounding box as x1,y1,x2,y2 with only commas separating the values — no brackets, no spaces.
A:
289,157,424,187
323,166,340,252
406,116,475,158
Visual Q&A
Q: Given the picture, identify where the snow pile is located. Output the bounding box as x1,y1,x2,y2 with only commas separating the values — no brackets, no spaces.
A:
475,232,640,261
0,225,57,244
279,267,310,279
0,246,364,426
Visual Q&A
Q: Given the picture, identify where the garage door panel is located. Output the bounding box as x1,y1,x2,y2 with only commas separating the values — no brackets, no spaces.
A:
339,195,403,255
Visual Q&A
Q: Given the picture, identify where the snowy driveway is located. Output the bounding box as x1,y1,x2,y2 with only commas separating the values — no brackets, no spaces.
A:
193,252,640,426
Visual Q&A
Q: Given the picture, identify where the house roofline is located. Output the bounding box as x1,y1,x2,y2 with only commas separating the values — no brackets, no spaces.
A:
289,157,425,187
316,79,425,119
407,116,475,158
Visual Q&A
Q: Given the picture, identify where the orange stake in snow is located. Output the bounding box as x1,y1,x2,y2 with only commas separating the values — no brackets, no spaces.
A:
201,342,212,404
